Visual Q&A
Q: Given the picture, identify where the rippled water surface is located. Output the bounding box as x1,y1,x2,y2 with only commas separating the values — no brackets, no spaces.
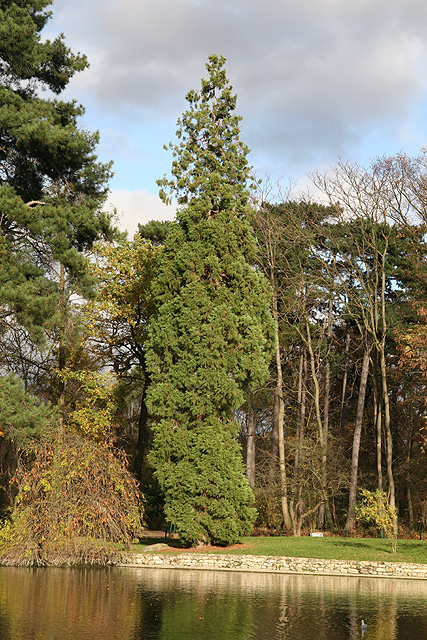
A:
1,565,427,639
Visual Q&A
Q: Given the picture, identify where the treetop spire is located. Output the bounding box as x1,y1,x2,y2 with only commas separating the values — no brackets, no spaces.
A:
157,54,255,216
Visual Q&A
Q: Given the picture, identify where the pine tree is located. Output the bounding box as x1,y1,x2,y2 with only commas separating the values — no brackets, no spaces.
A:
0,374,57,445
147,55,273,546
0,0,115,345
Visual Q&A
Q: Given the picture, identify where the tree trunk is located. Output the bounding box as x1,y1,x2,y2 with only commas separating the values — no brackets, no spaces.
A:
345,346,370,531
339,329,351,439
322,298,333,446
133,384,149,483
273,292,292,530
380,347,397,535
305,320,325,448
295,351,306,469
305,320,328,527
378,234,397,535
270,390,279,479
372,356,383,491
318,298,333,529
407,487,414,529
406,420,414,529
245,404,256,489
290,499,303,536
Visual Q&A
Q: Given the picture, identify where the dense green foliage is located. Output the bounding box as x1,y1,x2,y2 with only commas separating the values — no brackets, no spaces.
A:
2,4,427,558
147,55,273,546
0,0,143,564
0,374,57,445
157,54,256,213
0,0,115,347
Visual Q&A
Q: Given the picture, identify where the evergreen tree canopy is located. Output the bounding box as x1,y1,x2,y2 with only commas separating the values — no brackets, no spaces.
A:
148,55,273,547
157,54,256,216
0,374,57,445
0,0,115,343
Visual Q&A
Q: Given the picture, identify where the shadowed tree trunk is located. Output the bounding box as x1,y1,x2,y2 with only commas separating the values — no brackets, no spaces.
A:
405,417,414,529
133,382,150,483
339,329,351,439
246,403,256,489
295,351,306,469
270,391,279,479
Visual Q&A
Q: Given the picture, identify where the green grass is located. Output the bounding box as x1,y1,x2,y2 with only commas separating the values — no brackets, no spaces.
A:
133,535,427,565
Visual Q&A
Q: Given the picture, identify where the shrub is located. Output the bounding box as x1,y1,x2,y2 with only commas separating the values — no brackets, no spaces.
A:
355,489,397,553
0,433,144,566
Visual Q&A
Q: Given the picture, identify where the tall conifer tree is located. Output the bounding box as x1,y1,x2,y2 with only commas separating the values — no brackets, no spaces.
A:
147,55,273,546
0,0,115,345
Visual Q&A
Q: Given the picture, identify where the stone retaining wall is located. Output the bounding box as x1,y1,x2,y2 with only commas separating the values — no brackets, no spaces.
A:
122,552,427,580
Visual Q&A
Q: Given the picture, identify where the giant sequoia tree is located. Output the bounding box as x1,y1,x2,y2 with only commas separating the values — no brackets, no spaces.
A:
147,55,273,546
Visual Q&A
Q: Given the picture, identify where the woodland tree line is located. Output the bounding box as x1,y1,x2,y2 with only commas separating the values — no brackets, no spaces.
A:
1,0,427,562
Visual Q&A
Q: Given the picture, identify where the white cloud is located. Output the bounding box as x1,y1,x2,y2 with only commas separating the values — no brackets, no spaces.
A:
50,0,427,185
106,189,176,238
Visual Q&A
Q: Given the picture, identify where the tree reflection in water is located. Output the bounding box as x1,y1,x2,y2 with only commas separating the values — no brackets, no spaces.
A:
1,566,427,639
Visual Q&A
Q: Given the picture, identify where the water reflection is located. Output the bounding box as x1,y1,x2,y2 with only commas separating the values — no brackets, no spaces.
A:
0,566,141,640
1,565,427,639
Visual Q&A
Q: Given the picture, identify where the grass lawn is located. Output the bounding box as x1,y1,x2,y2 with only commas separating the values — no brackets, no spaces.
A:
133,535,427,565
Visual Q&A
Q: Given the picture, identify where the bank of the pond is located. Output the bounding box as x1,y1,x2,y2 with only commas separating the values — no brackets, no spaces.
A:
121,552,427,580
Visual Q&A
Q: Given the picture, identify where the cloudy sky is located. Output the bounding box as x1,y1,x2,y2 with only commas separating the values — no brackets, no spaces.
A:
47,0,427,236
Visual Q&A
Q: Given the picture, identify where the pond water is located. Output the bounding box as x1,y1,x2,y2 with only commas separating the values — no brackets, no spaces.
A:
1,565,427,639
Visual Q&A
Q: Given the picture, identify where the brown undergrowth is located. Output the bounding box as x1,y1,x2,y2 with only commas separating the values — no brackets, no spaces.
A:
0,433,144,566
